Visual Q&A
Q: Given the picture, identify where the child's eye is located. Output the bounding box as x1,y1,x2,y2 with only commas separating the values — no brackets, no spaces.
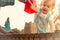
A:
44,4,46,6
47,6,50,8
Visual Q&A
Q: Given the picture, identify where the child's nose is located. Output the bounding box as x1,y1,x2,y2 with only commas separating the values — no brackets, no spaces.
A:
44,7,47,10
44,6,48,8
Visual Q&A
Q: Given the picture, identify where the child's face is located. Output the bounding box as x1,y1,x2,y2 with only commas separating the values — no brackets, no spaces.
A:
7,17,9,21
42,1,53,14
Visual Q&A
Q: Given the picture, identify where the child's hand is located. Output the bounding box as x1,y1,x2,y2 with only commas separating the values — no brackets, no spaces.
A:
57,15,60,19
31,4,38,13
54,15,60,23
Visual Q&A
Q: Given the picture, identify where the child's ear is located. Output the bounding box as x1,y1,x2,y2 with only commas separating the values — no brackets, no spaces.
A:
50,4,55,11
52,3,55,9
51,0,55,10
49,3,55,11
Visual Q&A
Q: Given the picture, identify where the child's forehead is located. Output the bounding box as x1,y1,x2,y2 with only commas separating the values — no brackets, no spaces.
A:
43,1,52,6
43,0,53,4
43,1,54,7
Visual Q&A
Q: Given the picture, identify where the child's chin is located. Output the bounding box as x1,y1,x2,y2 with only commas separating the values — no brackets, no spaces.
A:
43,12,48,14
42,11,48,14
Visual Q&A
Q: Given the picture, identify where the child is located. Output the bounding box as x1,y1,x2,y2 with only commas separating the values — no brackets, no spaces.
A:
24,0,37,14
4,17,11,32
34,0,55,33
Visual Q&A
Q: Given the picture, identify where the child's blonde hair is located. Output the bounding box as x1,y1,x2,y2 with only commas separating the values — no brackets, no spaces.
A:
40,0,55,11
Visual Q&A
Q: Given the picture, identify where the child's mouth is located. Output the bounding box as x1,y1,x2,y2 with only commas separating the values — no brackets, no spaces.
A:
42,9,48,14
43,9,47,11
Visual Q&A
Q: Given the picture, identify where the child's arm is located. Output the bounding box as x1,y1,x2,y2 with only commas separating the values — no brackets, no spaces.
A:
48,20,55,32
28,0,33,5
54,15,60,23
34,9,40,20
